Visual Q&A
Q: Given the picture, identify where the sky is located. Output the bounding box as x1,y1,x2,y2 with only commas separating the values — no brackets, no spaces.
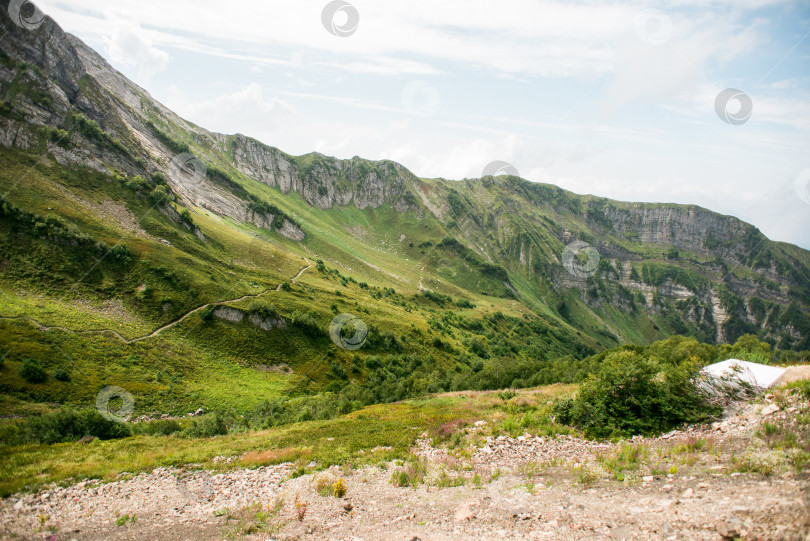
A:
29,0,810,249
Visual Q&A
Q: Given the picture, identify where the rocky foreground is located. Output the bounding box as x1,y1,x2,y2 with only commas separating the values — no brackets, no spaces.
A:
2,392,809,541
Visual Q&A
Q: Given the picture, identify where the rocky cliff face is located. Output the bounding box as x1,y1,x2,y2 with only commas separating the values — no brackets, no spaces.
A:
598,204,757,263
229,134,419,212
0,5,419,242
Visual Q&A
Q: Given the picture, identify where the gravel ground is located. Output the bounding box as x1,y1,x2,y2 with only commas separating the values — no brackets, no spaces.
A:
2,395,809,540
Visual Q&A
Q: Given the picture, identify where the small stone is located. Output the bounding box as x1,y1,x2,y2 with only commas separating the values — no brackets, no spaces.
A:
612,526,631,539
454,503,475,522
760,404,780,416
642,476,654,482
681,488,693,498
717,517,742,539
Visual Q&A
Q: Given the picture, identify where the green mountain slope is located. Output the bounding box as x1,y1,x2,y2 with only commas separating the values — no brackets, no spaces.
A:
0,3,808,418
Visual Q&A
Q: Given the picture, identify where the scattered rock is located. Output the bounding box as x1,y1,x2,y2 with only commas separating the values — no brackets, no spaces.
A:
612,526,631,539
717,518,742,539
454,503,475,522
760,404,780,416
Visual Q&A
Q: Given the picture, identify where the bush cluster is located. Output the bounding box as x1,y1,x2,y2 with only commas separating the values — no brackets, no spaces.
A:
552,339,746,437
19,359,47,383
1,409,131,445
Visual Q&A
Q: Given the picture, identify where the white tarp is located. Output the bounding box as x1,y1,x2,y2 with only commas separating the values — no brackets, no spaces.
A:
701,359,786,389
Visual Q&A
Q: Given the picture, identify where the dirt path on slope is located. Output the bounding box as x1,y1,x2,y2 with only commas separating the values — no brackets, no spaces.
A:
0,259,313,345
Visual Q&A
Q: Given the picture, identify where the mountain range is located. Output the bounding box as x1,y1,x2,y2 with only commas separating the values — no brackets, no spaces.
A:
1,2,808,414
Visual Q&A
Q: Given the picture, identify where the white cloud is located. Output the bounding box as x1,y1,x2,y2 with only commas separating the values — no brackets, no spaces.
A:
167,83,297,137
603,18,762,116
103,13,170,81
665,83,810,131
40,0,750,80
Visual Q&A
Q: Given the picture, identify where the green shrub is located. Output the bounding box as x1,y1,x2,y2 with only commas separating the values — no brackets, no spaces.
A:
249,300,278,319
330,361,348,380
19,359,47,383
364,356,382,369
43,127,70,147
551,397,574,424
132,419,182,436
145,121,189,155
291,311,322,337
109,244,132,265
390,455,427,488
67,112,129,154
4,409,131,445
183,413,228,438
149,185,170,204
53,368,70,382
566,350,717,437
178,208,193,225
469,338,489,358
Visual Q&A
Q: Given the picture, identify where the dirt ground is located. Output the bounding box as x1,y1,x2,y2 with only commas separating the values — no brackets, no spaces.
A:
2,391,809,540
